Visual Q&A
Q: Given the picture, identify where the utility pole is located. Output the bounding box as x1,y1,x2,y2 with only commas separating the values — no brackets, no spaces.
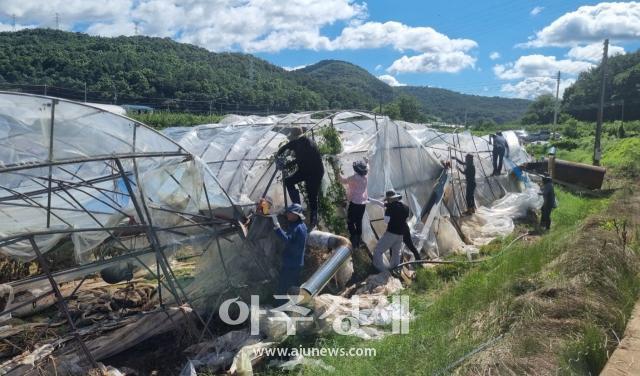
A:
464,109,467,127
84,82,87,103
552,71,560,138
44,83,47,96
55,13,59,30
12,14,16,31
593,39,608,166
209,100,212,116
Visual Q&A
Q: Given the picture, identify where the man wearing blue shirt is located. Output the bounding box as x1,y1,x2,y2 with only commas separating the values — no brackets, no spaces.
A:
491,131,510,176
273,204,308,296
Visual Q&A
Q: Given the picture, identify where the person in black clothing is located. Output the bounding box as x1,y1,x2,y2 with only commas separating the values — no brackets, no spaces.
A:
372,190,412,272
370,195,422,261
453,153,476,215
276,127,325,229
539,175,555,231
491,132,509,176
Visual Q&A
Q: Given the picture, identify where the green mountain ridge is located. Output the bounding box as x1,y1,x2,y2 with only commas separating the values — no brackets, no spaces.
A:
397,86,531,125
0,28,529,124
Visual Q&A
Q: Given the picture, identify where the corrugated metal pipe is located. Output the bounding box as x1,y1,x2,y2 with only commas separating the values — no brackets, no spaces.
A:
299,231,352,302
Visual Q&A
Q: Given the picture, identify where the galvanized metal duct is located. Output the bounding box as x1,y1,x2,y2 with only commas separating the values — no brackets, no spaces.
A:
299,231,352,301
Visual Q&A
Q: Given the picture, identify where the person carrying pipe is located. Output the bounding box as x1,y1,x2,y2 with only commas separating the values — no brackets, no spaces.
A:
538,175,556,231
491,131,509,176
276,127,325,230
452,153,476,215
371,190,413,273
339,159,369,249
272,204,308,297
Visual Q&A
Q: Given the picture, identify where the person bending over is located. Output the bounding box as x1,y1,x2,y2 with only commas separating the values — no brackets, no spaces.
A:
273,204,308,297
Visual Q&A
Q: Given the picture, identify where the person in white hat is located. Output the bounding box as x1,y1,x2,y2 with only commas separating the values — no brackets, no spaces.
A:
273,203,308,295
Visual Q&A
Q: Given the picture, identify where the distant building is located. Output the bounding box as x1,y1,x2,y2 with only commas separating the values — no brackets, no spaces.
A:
122,104,154,114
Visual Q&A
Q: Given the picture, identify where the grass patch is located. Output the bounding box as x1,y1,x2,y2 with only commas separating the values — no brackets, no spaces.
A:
274,187,617,375
601,138,640,178
129,111,222,129
559,324,609,376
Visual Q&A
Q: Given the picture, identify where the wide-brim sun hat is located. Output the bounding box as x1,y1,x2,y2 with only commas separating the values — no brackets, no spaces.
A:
284,203,305,220
384,190,402,202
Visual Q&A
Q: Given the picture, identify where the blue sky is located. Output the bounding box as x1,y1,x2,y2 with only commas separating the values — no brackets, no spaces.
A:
1,0,639,98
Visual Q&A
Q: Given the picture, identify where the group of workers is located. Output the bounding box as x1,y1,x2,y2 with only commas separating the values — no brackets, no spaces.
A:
270,127,556,296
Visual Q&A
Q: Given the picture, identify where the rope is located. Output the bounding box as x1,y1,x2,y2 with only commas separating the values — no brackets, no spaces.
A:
393,233,528,269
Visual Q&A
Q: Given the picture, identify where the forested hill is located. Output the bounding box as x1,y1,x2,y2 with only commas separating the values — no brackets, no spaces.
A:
563,49,640,121
396,86,530,125
0,29,528,123
292,60,394,109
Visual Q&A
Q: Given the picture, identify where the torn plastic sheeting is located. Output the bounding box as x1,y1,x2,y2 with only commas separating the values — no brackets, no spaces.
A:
0,93,234,266
460,188,542,246
311,291,411,340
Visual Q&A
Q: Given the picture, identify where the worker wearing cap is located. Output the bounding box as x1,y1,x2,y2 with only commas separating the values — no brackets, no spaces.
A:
276,127,325,229
371,190,410,273
273,204,308,295
453,153,476,215
539,175,556,231
491,131,509,176
339,159,369,249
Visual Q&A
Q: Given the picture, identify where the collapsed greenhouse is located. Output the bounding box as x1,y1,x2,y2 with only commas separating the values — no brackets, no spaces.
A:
0,92,542,375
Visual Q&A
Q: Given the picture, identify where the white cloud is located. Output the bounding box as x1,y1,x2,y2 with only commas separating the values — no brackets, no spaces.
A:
377,75,406,86
0,0,367,52
282,64,308,71
567,42,625,63
501,77,575,99
530,6,544,16
388,51,476,74
86,21,136,37
332,21,478,74
0,0,131,28
495,54,595,99
167,0,367,52
0,22,35,32
331,21,477,53
374,64,383,71
493,54,593,80
522,2,640,47
489,51,500,60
